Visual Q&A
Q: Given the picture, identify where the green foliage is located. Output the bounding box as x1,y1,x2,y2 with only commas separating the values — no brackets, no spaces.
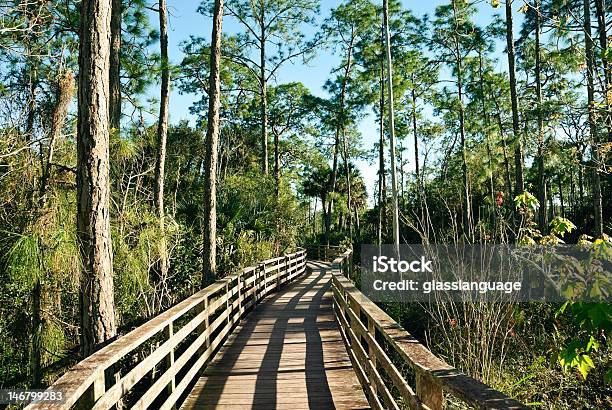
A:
549,216,576,237
217,172,305,272
6,233,42,291
514,191,540,212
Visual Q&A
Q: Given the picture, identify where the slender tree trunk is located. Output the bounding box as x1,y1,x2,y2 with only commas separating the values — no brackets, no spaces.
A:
594,0,611,141
326,31,355,240
477,51,495,208
325,128,339,241
452,0,472,240
353,204,360,237
155,0,170,291
33,68,72,381
40,73,74,204
583,0,604,237
378,62,386,246
534,0,547,233
203,0,224,287
342,128,353,237
340,46,354,238
383,0,400,254
578,153,585,203
570,171,576,219
260,25,268,175
410,79,420,193
77,0,117,357
558,175,565,218
109,0,121,132
495,109,514,200
31,274,41,386
505,0,524,195
274,131,280,198
25,66,37,142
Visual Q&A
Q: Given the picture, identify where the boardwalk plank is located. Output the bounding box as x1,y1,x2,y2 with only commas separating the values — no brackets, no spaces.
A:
181,263,370,410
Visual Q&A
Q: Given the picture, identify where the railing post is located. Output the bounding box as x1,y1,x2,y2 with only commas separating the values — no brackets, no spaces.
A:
165,322,176,409
238,271,242,313
416,371,443,410
261,261,268,297
366,317,377,397
226,282,231,326
255,262,263,305
80,371,104,408
198,297,209,356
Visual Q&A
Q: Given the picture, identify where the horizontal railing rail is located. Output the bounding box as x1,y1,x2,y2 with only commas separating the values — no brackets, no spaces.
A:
26,249,307,410
303,244,346,261
329,248,527,410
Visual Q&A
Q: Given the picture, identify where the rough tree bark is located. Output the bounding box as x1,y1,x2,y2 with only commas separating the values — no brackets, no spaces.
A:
203,0,224,287
77,0,117,357
109,0,121,132
154,0,170,292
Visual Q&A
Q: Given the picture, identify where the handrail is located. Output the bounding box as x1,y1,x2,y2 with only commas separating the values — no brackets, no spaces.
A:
303,244,345,261
329,248,527,410
26,249,307,410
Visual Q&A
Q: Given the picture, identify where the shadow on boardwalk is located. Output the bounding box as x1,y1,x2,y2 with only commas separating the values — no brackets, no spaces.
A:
180,261,370,410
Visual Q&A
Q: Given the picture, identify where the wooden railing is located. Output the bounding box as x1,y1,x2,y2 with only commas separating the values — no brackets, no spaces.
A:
304,244,345,262
27,249,306,410
330,249,527,410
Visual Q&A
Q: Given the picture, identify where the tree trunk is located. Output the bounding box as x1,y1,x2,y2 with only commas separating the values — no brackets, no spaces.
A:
155,0,170,293
274,131,280,198
594,0,611,141
109,0,121,133
477,51,495,209
452,0,472,240
41,73,75,204
325,128,339,241
342,128,353,237
505,0,524,195
77,0,117,357
203,0,224,287
383,0,400,254
378,61,386,246
558,175,565,218
327,30,356,239
31,278,41,386
570,170,576,219
260,24,269,175
411,78,420,195
534,0,547,233
583,0,604,237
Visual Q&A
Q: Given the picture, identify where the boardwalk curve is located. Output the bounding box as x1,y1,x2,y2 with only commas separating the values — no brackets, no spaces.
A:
181,261,370,409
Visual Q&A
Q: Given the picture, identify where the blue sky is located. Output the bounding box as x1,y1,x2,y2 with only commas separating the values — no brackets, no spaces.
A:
157,0,524,202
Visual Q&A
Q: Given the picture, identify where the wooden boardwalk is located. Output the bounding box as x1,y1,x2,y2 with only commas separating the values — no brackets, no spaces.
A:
29,248,526,410
181,261,370,410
